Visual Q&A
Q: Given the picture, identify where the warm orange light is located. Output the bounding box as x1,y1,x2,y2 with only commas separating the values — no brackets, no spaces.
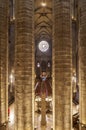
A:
41,2,47,7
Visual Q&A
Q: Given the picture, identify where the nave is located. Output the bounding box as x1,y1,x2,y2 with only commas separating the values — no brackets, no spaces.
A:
8,100,79,130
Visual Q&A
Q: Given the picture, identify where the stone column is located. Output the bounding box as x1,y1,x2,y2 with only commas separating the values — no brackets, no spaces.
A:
79,0,86,129
15,0,34,130
41,93,46,126
0,0,9,129
53,0,72,130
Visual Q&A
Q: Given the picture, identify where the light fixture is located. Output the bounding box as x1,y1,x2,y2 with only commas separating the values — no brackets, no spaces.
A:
10,74,14,83
41,0,46,7
72,71,76,83
37,62,40,68
72,15,76,21
9,72,15,92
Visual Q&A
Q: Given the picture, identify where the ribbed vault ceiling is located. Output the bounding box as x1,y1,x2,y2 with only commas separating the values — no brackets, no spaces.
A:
34,0,52,42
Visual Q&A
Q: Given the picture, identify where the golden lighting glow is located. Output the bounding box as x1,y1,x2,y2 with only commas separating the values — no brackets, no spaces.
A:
10,74,14,83
41,2,46,7
41,2,47,7
72,16,76,21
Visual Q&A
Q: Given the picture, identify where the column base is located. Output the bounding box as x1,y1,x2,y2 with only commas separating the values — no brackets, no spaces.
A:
0,122,8,130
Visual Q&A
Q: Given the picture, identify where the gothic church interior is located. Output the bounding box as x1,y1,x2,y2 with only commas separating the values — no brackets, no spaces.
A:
0,0,86,130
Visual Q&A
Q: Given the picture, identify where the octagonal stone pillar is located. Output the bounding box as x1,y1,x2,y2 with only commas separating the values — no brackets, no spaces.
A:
53,0,72,130
0,0,9,129
15,0,34,130
79,0,86,129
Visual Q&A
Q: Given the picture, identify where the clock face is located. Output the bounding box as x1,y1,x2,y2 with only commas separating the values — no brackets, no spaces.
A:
38,40,49,52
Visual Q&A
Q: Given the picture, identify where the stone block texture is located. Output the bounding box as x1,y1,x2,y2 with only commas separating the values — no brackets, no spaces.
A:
79,0,86,129
0,0,9,126
15,0,34,130
53,0,72,130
